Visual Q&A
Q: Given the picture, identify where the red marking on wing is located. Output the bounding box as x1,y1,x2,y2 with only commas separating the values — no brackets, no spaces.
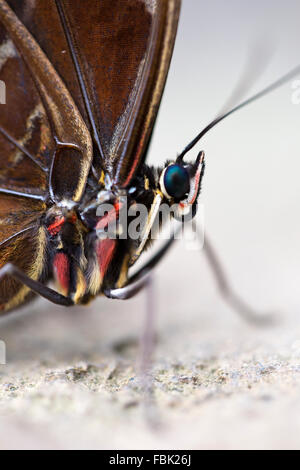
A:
53,252,70,294
47,216,65,236
96,239,117,278
122,132,146,188
69,214,77,224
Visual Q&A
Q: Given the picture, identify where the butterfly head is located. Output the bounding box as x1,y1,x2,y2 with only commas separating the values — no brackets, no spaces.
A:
158,150,205,217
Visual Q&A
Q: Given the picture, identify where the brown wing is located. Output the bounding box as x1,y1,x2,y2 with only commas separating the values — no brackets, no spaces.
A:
0,194,47,312
0,0,93,311
0,0,180,312
0,9,51,198
0,1,50,311
1,0,93,203
9,0,181,188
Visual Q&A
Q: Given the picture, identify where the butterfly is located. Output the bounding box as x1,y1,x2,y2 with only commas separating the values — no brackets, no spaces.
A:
0,0,299,316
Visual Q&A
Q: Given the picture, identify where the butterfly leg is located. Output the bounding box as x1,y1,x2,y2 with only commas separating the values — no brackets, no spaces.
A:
104,235,175,300
104,271,151,300
107,260,160,424
106,226,274,324
139,275,156,384
203,234,274,325
0,263,73,307
138,275,160,427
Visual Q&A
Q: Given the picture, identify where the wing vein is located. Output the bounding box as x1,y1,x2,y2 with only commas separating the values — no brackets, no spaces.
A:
0,225,35,248
0,187,46,201
55,0,104,163
0,124,48,172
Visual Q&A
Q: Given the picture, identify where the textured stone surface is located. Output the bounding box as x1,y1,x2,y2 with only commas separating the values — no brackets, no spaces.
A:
1,245,300,450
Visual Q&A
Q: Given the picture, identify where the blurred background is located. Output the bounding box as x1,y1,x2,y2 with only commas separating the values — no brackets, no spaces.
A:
151,0,300,315
1,0,300,450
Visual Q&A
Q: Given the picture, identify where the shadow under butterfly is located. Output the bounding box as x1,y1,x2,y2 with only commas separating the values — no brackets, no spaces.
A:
0,0,299,324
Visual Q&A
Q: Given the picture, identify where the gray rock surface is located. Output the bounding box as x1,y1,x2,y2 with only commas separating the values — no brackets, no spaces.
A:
1,243,300,450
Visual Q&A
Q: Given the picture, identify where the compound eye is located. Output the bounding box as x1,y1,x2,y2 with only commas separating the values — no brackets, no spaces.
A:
160,164,190,200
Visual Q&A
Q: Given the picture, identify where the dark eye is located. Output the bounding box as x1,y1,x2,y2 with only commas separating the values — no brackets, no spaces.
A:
161,164,190,200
